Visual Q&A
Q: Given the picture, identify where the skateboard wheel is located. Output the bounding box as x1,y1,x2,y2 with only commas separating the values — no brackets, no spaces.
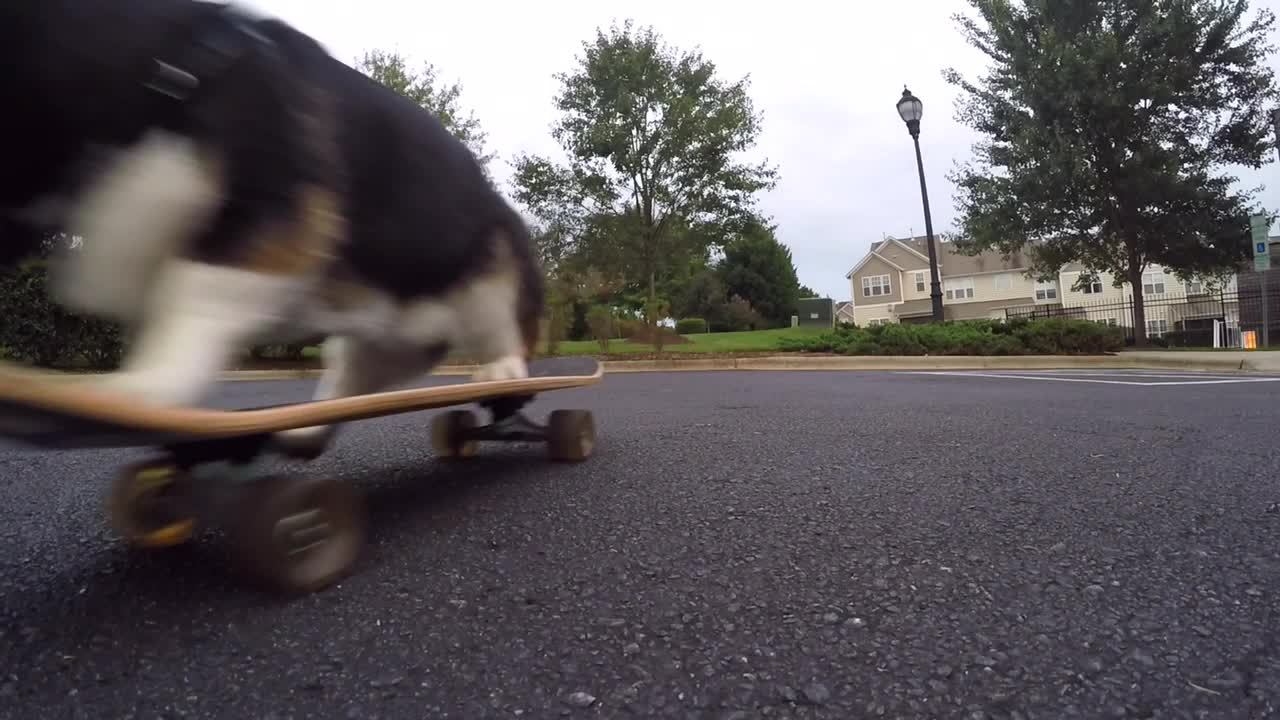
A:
431,409,478,459
546,409,596,462
230,475,366,594
108,457,197,548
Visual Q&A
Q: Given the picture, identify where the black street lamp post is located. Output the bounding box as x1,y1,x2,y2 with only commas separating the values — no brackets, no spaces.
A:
897,86,944,322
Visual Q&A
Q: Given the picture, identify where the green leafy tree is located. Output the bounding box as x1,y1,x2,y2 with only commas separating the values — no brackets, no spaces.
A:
355,49,493,173
716,221,802,327
510,20,778,318
944,0,1279,345
667,263,722,319
512,159,601,276
666,253,719,317
542,264,627,348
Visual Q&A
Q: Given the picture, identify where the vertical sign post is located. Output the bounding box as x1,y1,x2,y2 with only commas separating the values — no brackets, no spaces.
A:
1250,212,1271,347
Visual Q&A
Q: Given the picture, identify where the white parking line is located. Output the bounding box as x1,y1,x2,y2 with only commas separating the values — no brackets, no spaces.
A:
902,371,1280,386
984,371,1256,381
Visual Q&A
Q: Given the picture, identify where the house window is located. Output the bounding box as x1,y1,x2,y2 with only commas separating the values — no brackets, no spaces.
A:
944,277,975,301
1034,280,1058,300
1184,279,1204,295
1095,317,1117,326
862,274,891,297
915,272,926,292
994,273,1013,291
867,318,889,327
1146,318,1169,337
1080,274,1103,294
1142,271,1165,295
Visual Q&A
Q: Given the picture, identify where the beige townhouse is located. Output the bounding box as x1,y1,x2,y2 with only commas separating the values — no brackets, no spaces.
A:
842,234,1259,340
843,235,1051,326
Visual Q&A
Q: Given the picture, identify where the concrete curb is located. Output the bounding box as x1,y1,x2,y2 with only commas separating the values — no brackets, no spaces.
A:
596,354,1266,373
13,352,1271,384
212,353,1267,379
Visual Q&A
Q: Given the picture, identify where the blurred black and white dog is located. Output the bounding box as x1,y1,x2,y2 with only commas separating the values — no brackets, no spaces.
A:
0,0,544,456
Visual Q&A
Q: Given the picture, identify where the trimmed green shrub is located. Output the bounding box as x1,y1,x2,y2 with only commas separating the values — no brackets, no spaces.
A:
617,317,645,339
1,259,320,370
586,304,614,351
778,318,1124,356
247,343,314,362
709,295,764,332
1009,317,1124,355
0,260,127,369
676,317,708,334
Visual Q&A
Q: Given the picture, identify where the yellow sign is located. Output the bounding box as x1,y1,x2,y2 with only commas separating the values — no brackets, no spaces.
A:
1243,330,1258,350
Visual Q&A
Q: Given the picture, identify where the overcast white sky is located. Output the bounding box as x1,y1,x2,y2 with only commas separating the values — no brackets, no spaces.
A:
241,0,1280,300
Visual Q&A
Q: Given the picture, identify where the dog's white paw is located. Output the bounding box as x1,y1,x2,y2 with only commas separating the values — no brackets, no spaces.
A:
471,355,528,383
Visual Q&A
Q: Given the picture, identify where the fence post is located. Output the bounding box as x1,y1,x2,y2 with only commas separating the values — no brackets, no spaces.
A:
1263,270,1271,348
1127,294,1136,344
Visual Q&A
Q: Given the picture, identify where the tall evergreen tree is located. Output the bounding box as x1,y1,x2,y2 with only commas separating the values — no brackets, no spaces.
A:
716,221,803,327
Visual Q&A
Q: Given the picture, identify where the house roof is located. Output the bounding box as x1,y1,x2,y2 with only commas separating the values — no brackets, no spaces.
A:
848,235,1032,280
891,236,1032,276
844,247,909,278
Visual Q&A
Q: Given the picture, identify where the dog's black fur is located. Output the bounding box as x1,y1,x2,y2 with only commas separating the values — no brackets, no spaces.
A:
0,0,546,455
2,0,542,312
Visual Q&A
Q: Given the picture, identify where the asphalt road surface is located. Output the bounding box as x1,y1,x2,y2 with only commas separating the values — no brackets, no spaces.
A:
1,369,1278,719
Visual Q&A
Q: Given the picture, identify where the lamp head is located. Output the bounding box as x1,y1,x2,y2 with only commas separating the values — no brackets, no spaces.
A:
897,86,923,136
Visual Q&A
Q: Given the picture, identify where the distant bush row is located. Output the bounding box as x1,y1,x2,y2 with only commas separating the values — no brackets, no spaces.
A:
778,317,1126,356
0,261,317,370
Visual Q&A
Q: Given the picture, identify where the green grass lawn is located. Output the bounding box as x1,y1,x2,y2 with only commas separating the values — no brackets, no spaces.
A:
243,329,1280,362
544,325,830,356
279,326,830,366
230,323,1280,369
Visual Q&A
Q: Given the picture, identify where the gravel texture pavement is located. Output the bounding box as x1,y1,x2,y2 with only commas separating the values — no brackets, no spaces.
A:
0,369,1277,719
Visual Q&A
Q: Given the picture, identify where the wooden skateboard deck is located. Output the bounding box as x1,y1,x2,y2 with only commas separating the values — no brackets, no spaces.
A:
0,356,602,450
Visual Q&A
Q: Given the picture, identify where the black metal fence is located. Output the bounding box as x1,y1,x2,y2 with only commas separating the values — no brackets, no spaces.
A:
1003,287,1280,348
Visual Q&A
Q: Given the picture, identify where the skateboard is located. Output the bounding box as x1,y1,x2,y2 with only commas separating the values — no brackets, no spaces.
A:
0,356,602,593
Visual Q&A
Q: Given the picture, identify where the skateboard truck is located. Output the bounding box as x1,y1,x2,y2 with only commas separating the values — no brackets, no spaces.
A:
432,395,596,462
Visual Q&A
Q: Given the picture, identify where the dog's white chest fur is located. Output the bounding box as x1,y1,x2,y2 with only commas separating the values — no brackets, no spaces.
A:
57,130,224,323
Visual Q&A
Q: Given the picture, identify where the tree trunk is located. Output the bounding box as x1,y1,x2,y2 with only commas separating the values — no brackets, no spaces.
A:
1128,263,1148,348
647,268,657,332
648,269,664,351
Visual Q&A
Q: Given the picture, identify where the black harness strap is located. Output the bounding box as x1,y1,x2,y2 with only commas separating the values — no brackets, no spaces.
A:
143,4,273,105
